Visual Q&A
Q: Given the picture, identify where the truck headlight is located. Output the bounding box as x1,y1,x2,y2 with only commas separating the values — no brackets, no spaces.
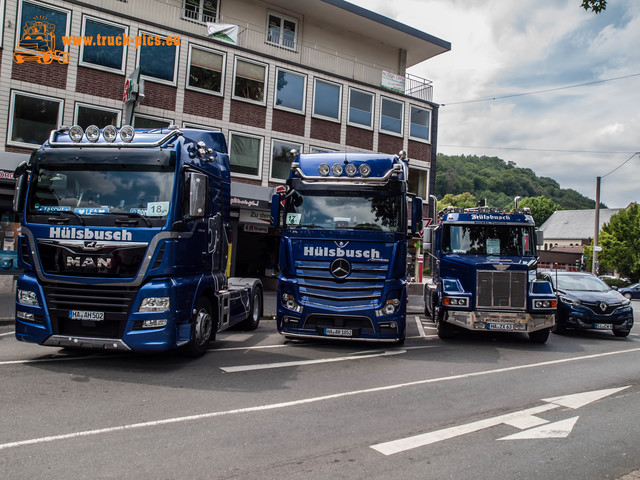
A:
375,299,399,317
139,297,170,312
281,293,303,313
17,289,40,307
443,296,468,307
534,299,557,309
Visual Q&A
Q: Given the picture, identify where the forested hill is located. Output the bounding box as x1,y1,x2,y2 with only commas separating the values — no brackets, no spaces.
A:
434,154,597,210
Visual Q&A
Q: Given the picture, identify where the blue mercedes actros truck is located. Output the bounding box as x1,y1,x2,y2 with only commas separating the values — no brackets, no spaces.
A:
13,125,262,356
423,204,557,343
271,151,423,343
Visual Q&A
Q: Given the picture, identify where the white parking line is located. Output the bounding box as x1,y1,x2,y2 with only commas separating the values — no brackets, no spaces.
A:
414,315,426,337
0,331,14,337
2,347,639,451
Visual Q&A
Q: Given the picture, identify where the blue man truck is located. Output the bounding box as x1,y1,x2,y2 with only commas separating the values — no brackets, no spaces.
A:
270,151,423,343
13,125,262,356
423,204,556,343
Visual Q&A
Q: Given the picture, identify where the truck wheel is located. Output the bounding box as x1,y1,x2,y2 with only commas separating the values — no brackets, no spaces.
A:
241,287,262,330
183,297,214,357
435,309,455,339
529,328,550,344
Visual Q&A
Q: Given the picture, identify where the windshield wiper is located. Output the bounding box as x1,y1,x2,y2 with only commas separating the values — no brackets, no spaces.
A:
45,210,86,226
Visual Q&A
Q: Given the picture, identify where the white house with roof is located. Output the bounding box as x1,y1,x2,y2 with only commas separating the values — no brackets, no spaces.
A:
539,208,622,249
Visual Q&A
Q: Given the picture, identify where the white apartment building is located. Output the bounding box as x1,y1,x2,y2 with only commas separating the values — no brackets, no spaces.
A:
0,0,450,277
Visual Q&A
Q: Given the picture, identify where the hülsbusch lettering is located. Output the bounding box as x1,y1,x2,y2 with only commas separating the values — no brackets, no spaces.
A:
303,246,380,259
48,227,132,241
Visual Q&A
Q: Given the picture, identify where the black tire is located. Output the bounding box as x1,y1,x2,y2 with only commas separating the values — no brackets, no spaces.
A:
241,287,262,330
435,308,455,339
182,297,214,357
529,327,550,344
613,329,630,338
551,322,566,335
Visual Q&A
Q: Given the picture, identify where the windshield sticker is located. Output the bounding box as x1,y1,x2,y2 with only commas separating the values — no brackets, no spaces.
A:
146,202,170,217
35,205,71,212
286,213,301,226
486,238,500,255
74,207,109,215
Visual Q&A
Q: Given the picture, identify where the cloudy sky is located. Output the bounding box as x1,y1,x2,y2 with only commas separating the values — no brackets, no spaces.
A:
349,0,640,208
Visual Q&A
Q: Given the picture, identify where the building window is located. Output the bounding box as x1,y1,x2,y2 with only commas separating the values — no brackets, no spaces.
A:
9,91,63,147
310,146,336,153
183,0,218,23
233,58,267,104
229,132,263,178
74,104,121,129
408,167,429,198
132,115,172,129
348,88,373,128
79,17,127,73
138,30,179,85
380,97,403,135
275,68,306,113
0,0,5,49
410,105,431,142
187,45,225,95
313,79,341,121
182,122,220,131
266,12,297,50
270,139,303,181
17,1,70,59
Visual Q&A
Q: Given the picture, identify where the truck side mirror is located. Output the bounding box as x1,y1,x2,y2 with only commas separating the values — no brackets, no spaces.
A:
423,227,432,251
411,197,423,234
271,193,281,228
185,172,208,219
13,161,29,214
536,230,544,246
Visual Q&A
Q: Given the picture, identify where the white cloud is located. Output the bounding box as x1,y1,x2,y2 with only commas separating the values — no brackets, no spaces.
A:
348,0,640,207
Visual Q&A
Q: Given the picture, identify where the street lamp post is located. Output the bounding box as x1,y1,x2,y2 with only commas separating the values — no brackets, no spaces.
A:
592,176,600,274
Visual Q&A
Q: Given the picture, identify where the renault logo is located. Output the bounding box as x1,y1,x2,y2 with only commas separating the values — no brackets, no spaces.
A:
330,258,351,279
598,302,607,312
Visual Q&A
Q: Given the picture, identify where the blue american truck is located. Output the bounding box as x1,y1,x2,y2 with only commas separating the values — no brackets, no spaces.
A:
13,125,262,356
423,204,556,343
270,151,423,343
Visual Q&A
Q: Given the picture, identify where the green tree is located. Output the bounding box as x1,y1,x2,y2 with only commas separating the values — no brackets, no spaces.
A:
439,192,478,210
595,204,640,282
581,0,606,14
517,196,561,227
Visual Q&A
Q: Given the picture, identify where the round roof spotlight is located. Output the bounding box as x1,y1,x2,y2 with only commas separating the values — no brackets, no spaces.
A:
102,125,118,143
318,163,330,176
119,125,135,142
85,125,100,143
331,163,343,176
345,163,357,177
69,125,84,143
359,163,371,177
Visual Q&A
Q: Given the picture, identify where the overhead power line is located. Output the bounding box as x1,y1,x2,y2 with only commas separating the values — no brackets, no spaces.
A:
438,144,637,155
602,152,640,178
440,73,640,107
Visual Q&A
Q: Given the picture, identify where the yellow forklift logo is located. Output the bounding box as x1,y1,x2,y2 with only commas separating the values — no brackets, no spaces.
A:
13,16,70,65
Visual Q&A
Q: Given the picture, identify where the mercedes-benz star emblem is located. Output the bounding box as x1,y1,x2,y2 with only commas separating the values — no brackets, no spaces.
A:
330,258,351,279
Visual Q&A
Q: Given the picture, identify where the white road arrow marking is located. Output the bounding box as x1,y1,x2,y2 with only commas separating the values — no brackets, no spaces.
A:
371,386,630,455
498,416,580,440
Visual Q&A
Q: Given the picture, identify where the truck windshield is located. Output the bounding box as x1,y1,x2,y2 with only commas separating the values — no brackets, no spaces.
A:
284,191,401,231
442,224,535,256
27,158,175,225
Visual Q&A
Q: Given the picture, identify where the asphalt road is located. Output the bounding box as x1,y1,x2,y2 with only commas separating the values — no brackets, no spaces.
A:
1,297,640,480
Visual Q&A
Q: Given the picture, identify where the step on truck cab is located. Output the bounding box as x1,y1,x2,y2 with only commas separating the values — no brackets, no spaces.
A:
271,151,423,343
423,202,556,343
13,125,262,356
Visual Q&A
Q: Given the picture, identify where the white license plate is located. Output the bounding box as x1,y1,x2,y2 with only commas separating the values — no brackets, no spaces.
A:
595,323,613,330
325,328,353,337
69,310,104,321
488,323,514,331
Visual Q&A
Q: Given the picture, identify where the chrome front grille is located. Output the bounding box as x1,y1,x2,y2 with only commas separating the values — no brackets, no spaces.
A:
477,270,526,309
295,260,388,307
